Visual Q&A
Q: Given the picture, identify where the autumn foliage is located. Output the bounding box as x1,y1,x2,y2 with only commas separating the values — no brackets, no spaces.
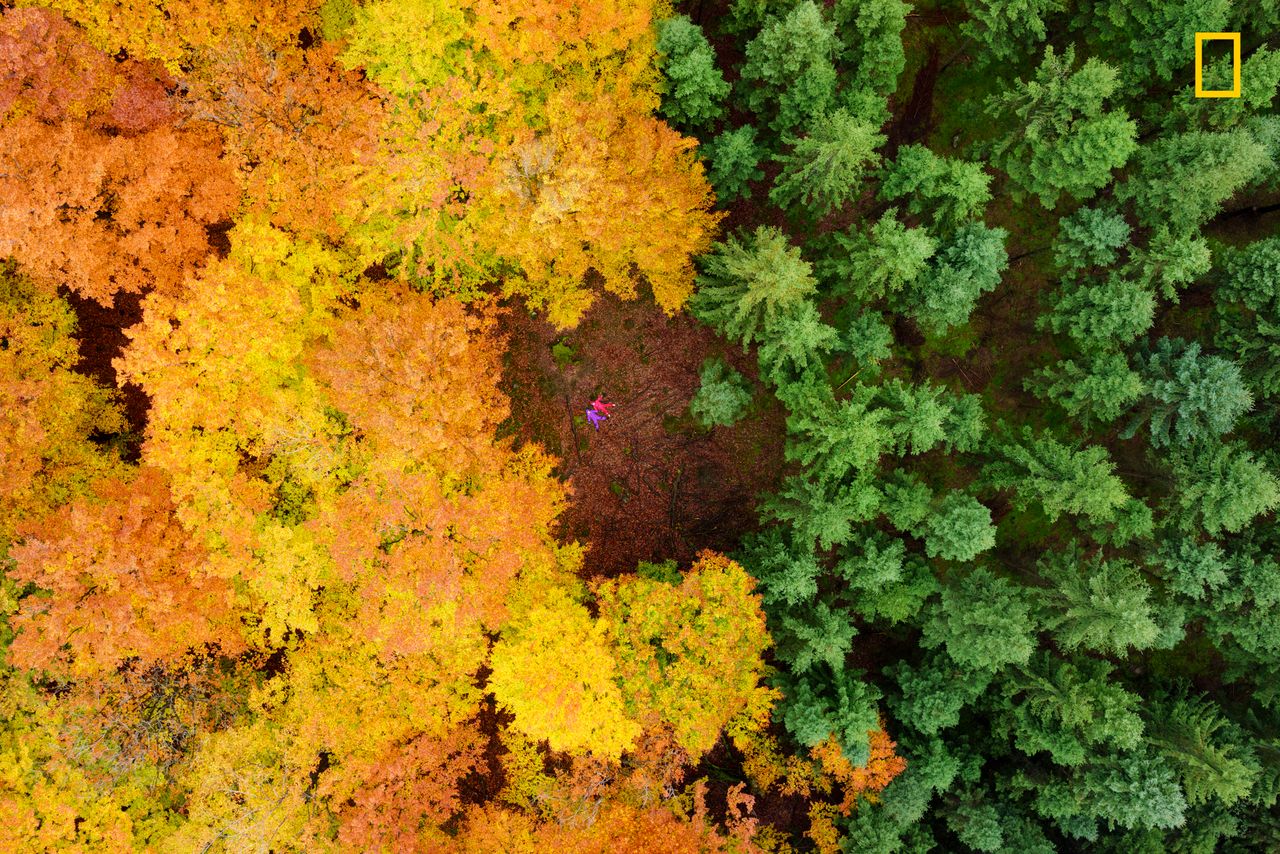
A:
0,8,238,305
0,1,915,850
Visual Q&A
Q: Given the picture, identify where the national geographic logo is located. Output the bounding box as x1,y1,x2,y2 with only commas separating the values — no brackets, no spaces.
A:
1195,32,1242,98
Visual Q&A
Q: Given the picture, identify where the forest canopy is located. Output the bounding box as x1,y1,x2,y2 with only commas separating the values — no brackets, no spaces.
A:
2,0,1280,851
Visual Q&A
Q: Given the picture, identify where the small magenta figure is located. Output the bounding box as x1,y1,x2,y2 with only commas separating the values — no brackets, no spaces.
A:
590,395,616,416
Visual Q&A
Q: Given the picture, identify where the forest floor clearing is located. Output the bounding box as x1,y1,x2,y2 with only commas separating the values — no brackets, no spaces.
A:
497,288,786,577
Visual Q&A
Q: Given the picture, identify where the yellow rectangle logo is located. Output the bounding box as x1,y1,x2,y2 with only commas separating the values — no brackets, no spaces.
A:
1195,32,1242,98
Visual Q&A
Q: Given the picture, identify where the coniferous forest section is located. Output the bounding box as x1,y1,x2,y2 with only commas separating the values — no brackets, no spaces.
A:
2,0,1280,851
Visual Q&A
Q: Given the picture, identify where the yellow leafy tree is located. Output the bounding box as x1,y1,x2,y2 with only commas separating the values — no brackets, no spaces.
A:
18,0,321,73
339,0,721,326
596,551,773,758
0,263,125,543
489,585,643,760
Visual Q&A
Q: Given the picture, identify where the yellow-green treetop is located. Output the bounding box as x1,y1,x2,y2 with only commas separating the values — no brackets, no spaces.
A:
0,265,125,542
339,0,721,326
597,551,773,758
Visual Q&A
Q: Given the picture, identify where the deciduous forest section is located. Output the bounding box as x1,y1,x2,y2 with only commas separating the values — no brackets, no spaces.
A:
2,0,1280,850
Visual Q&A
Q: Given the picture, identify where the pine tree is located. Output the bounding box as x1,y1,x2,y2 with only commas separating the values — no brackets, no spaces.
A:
817,213,936,301
691,226,818,345
701,125,766,202
1028,351,1145,425
1118,129,1271,233
831,0,909,93
961,0,1063,60
739,1,838,134
1168,440,1280,535
987,427,1131,524
1130,339,1253,448
656,15,729,132
756,301,840,388
878,145,992,231
689,358,753,428
921,568,1038,672
770,109,884,215
986,46,1137,208
917,492,997,562
1039,274,1155,351
905,223,1008,333
1053,206,1131,272
1036,545,1160,656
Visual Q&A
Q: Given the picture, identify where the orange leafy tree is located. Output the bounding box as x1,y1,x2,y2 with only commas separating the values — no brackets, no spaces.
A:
809,722,908,815
0,7,239,305
7,468,244,679
16,0,321,73
181,36,383,243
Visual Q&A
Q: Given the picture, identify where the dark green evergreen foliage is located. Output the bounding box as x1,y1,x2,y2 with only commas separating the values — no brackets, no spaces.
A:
1118,129,1272,233
1216,236,1280,396
906,222,1008,333
841,309,894,371
916,492,996,562
999,653,1144,766
769,109,884,215
761,472,881,549
1091,0,1229,82
921,568,1038,672
739,527,822,608
889,652,992,736
1204,535,1280,666
874,380,986,456
946,799,1005,852
776,665,882,763
688,357,752,427
1218,311,1280,399
690,226,816,345
1219,236,1280,309
1167,440,1280,535
817,212,935,300
852,554,939,624
879,471,933,532
755,300,839,387
1148,692,1262,808
1028,351,1145,425
960,0,1062,60
839,531,940,623
1176,47,1280,131
772,595,857,673
700,125,765,202
878,145,993,231
665,3,1280,846
1054,206,1131,272
986,46,1137,208
782,383,888,482
835,528,906,588
1124,227,1212,298
1151,536,1229,601
842,736,963,847
1036,546,1159,656
1039,274,1154,351
739,1,838,133
720,0,796,36
1030,750,1187,836
1128,339,1252,448
831,0,908,93
987,427,1130,523
655,15,729,132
